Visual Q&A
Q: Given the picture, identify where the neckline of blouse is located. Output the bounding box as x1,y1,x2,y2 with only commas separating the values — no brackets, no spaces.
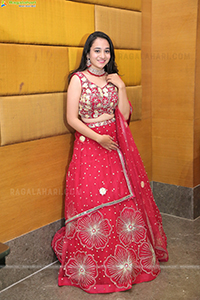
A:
79,71,109,89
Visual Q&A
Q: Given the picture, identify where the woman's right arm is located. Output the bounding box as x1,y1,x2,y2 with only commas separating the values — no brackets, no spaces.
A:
66,75,118,151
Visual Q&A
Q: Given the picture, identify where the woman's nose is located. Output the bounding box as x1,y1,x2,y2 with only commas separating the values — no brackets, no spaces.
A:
100,51,106,58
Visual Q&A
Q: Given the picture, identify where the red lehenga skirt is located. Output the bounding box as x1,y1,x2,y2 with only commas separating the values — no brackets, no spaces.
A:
52,107,169,294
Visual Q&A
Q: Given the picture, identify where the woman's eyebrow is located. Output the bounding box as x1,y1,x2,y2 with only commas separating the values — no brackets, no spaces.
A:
94,47,110,50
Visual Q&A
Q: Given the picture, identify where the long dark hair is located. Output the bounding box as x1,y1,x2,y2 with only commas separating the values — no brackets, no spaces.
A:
68,31,118,83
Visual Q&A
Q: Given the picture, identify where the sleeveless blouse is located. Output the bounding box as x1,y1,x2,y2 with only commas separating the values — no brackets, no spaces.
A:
75,72,118,119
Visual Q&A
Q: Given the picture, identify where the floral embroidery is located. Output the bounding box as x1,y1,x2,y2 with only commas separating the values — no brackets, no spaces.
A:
85,95,90,101
98,88,103,97
77,211,112,249
81,76,87,82
86,88,91,94
104,245,140,288
65,251,98,290
66,221,77,239
103,87,108,97
116,208,146,246
54,235,64,262
139,242,160,276
78,72,118,119
103,87,108,93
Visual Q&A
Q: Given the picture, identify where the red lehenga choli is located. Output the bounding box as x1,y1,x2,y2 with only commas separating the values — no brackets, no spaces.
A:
52,72,168,293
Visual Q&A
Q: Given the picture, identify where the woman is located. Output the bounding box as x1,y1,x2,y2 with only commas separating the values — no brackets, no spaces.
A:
52,31,168,294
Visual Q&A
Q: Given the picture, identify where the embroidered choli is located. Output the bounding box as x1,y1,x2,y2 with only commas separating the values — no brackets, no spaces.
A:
75,72,118,119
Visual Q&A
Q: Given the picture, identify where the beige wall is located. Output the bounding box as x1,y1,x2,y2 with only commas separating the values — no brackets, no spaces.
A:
194,2,200,187
151,0,200,188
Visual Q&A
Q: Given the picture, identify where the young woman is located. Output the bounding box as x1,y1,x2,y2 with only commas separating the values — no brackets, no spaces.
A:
52,31,168,294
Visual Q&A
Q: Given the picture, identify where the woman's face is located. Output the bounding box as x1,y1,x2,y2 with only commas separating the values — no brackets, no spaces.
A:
88,37,111,70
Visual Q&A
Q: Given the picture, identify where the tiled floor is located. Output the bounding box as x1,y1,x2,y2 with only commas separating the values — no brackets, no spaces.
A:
0,213,200,300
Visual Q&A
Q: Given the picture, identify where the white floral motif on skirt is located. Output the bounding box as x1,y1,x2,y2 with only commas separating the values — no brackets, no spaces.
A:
65,251,98,290
54,235,64,262
104,245,140,289
139,242,160,276
116,207,146,246
77,211,112,249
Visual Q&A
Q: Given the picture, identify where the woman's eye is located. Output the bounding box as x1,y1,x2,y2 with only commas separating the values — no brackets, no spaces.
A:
105,50,110,53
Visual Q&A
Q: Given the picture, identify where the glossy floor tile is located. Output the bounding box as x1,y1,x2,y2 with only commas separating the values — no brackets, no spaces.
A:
0,214,199,300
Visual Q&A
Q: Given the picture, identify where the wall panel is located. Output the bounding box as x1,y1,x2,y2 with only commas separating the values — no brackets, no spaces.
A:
152,0,197,187
95,5,141,49
0,93,71,146
0,44,69,96
126,86,142,121
0,0,94,46
153,156,193,188
68,47,84,72
194,2,200,187
69,0,141,11
141,0,152,120
130,118,152,179
63,1,94,46
152,118,193,186
115,50,141,86
0,134,73,242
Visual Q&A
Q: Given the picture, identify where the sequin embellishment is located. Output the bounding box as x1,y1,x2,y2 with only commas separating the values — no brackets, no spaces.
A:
86,118,115,128
79,136,86,142
76,72,118,119
141,181,145,188
99,187,107,196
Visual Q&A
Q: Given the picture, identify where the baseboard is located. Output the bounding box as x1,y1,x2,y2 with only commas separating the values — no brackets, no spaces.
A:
151,181,200,220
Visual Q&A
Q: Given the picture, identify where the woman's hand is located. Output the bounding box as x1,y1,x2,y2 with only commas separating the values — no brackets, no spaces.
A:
107,73,130,121
106,73,125,89
97,134,118,151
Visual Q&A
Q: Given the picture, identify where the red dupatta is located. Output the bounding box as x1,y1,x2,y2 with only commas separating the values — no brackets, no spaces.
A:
115,107,168,262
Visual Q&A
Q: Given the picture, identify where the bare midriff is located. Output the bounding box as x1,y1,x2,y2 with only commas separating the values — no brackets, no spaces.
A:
81,113,114,123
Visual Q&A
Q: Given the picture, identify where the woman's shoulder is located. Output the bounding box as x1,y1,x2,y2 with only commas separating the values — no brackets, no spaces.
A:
71,71,88,84
71,71,85,80
71,71,80,78
69,72,81,87
69,71,88,90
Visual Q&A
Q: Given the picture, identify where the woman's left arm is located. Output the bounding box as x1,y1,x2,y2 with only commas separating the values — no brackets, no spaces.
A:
106,73,130,120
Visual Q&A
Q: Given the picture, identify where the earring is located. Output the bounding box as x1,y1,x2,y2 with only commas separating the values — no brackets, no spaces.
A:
86,57,91,67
